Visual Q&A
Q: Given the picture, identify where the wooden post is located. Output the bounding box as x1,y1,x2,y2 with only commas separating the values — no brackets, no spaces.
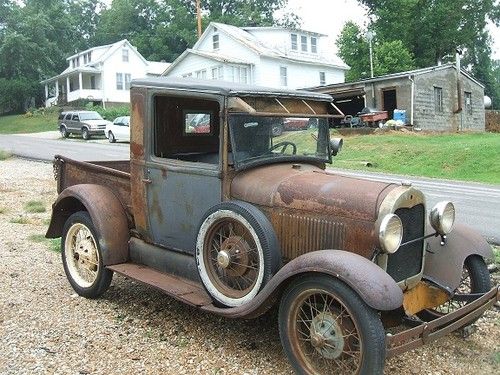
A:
196,0,202,38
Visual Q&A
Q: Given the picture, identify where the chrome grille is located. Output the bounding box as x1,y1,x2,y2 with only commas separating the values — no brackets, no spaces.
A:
386,204,425,282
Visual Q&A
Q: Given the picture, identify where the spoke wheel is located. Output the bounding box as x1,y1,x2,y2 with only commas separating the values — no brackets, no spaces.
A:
196,201,280,307
279,275,385,375
205,218,260,299
419,255,491,321
62,211,112,298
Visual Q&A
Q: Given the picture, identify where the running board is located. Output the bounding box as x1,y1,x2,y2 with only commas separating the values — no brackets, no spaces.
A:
107,263,213,307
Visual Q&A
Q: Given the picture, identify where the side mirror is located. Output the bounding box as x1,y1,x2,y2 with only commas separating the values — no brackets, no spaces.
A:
330,138,343,156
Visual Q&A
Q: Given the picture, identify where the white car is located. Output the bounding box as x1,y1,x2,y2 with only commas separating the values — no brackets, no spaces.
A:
106,116,130,143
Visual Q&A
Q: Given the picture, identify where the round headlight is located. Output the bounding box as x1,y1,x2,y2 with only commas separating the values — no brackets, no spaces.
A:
430,201,455,234
377,214,403,254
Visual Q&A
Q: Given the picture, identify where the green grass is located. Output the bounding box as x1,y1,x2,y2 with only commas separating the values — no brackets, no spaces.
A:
0,149,12,160
493,245,500,266
10,216,30,224
24,200,46,213
28,234,60,252
332,132,500,184
0,112,58,134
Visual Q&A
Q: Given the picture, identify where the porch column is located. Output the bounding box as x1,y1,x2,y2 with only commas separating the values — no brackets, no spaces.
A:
44,84,48,100
66,76,70,94
55,81,59,98
78,72,83,90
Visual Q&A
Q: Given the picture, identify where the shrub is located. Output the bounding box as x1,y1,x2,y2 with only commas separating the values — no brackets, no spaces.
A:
84,103,130,121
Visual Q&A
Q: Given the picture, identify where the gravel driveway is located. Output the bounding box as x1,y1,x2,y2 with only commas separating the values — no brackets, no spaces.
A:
0,157,498,375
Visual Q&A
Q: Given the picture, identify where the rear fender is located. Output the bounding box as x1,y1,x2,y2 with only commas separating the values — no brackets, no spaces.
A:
424,223,493,292
203,250,403,318
46,184,129,265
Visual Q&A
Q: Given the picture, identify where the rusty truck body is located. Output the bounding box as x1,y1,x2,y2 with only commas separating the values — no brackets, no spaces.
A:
47,77,499,375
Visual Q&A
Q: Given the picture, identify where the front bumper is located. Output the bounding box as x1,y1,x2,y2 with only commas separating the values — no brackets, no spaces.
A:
89,128,105,135
386,285,499,358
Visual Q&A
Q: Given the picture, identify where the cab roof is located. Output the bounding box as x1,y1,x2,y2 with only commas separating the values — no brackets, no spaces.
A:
131,77,333,102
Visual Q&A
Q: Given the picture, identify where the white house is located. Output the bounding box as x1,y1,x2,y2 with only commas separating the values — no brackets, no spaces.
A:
41,39,170,107
162,22,349,89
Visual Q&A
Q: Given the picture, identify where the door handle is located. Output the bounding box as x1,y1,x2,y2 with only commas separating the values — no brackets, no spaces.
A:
142,178,152,184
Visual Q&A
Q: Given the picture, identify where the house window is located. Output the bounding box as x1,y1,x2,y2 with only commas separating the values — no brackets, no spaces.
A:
196,69,207,79
291,33,298,50
319,71,326,85
87,52,91,63
124,73,131,90
301,35,308,52
280,66,288,86
116,73,124,90
434,87,443,112
227,66,248,83
213,33,219,50
211,66,223,80
122,48,129,62
311,37,317,53
83,54,88,64
90,76,96,89
464,91,472,114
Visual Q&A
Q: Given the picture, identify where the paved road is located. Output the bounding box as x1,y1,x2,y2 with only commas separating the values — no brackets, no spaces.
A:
1,133,499,244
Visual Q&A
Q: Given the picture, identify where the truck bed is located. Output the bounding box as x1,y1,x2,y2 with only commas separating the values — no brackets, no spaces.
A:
53,155,131,210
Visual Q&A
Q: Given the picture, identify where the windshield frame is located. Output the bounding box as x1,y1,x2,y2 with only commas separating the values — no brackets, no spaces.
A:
228,112,333,171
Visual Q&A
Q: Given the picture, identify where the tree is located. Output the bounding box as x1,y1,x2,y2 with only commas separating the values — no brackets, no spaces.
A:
336,22,414,81
336,22,370,81
374,40,415,77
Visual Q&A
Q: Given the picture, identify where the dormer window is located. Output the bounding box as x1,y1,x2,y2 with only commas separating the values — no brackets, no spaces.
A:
311,37,317,53
290,34,298,50
213,33,219,50
301,35,308,52
122,48,129,62
83,54,88,64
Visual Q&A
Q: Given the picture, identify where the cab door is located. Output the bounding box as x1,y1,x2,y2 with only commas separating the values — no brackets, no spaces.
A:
144,94,223,254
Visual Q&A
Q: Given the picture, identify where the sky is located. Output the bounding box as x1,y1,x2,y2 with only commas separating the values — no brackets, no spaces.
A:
284,0,500,59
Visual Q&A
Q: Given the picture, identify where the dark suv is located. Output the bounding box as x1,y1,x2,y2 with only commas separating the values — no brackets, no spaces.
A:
58,111,110,140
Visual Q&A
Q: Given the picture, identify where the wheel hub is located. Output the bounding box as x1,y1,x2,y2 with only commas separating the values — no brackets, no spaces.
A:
217,250,231,268
219,236,250,277
310,312,344,359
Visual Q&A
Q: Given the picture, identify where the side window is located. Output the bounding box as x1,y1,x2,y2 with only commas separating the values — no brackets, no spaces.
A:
58,113,65,120
184,112,212,134
72,114,79,121
64,113,72,120
153,96,220,162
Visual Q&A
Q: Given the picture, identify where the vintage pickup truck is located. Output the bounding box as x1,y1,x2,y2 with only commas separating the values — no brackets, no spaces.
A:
47,78,498,374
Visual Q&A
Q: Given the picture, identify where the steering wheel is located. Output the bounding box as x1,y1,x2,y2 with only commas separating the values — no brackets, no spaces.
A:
269,141,297,155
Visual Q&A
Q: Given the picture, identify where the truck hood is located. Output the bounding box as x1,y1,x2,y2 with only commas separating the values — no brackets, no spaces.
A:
231,163,397,221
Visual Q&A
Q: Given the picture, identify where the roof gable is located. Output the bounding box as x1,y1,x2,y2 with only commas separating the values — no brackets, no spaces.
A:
192,22,348,70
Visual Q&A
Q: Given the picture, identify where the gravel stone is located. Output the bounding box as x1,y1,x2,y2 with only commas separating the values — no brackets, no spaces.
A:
0,157,498,374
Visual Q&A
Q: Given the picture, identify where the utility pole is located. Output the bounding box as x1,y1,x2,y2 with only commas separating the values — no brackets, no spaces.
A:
366,30,374,78
196,0,202,38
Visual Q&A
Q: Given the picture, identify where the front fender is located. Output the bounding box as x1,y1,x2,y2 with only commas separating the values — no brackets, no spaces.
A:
46,184,129,265
203,250,403,319
424,223,493,292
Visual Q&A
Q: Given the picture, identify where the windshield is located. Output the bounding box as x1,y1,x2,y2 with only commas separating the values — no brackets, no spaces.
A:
79,112,103,121
229,115,331,169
